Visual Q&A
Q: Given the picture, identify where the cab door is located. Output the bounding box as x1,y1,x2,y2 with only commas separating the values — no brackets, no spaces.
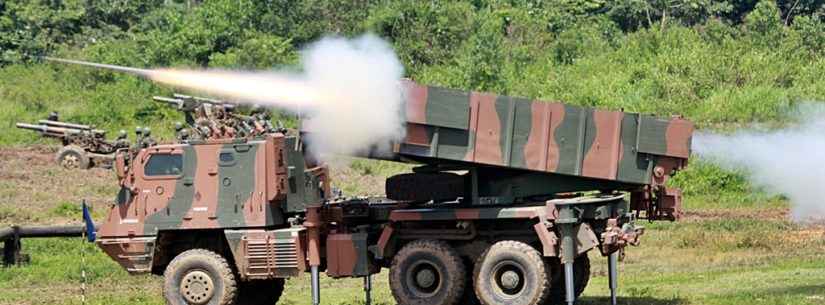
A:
137,147,186,233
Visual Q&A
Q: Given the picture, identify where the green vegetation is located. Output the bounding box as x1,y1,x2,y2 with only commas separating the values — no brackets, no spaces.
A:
2,0,824,201
1,2,824,304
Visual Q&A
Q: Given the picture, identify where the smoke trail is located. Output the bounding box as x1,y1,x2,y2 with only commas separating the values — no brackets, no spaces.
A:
146,34,406,157
692,103,825,221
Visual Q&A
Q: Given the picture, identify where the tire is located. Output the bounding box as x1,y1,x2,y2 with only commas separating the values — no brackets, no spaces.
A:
163,249,238,305
473,241,551,305
56,145,90,169
546,254,591,305
236,279,285,305
389,240,466,305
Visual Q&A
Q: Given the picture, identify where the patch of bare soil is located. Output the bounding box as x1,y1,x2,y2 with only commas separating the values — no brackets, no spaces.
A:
682,207,790,222
0,145,118,226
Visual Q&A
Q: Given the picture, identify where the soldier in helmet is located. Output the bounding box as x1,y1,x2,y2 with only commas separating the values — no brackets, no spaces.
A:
178,128,191,141
141,128,158,148
133,127,145,151
47,111,59,122
113,129,130,149
174,122,188,141
251,106,275,133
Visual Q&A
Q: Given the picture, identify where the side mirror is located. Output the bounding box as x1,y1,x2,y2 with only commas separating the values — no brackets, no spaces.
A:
116,185,133,205
114,151,127,179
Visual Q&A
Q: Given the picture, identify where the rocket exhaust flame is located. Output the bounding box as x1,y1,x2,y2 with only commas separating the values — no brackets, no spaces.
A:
692,102,825,222
45,34,406,158
148,70,322,114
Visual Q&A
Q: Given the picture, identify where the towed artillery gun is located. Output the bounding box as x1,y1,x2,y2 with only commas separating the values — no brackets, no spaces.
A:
15,115,131,169
51,58,693,305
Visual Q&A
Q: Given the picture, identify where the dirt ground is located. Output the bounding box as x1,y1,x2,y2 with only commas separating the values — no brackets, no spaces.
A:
0,146,118,225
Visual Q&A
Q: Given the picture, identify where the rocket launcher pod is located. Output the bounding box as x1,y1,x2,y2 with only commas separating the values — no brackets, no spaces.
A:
306,80,693,219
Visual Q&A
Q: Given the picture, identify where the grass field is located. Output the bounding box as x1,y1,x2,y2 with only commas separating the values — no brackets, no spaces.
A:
1,146,824,305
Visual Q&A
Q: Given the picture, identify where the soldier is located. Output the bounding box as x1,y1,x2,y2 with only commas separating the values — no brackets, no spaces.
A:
251,105,275,133
174,122,188,141
141,128,158,148
133,127,145,151
178,128,191,141
113,130,130,149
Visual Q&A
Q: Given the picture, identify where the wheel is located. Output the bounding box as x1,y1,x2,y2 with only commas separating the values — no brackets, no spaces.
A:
546,254,591,304
163,249,238,305
236,279,284,305
56,145,90,169
473,241,551,305
389,240,466,305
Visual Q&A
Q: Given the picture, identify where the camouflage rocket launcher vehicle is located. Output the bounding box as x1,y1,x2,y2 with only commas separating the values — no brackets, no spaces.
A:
52,59,693,305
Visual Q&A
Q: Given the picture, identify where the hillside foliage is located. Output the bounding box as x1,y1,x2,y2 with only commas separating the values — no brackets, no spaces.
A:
1,0,824,199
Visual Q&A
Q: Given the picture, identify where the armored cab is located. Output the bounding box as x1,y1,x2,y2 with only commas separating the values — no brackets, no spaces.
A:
97,133,327,275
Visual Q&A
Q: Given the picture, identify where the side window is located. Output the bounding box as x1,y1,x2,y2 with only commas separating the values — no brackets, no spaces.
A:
144,154,183,176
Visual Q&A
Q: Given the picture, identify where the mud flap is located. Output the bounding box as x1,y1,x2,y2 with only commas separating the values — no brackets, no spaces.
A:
326,232,378,278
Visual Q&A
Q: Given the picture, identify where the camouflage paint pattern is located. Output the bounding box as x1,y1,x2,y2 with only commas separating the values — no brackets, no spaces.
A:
325,233,378,278
374,195,626,258
96,237,156,273
48,58,696,303
395,80,693,186
96,133,325,274
90,77,693,294
97,135,289,239
224,228,308,280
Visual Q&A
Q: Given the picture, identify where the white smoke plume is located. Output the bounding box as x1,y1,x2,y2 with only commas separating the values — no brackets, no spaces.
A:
692,102,825,221
146,34,406,157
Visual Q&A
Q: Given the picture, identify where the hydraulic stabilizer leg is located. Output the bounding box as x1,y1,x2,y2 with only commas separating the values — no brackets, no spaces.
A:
364,275,372,305
304,206,323,305
311,266,320,305
563,260,575,305
556,204,579,305
608,251,619,305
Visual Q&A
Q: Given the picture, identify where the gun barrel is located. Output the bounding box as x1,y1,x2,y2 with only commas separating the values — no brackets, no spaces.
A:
15,123,80,137
43,57,151,77
153,96,184,108
173,93,223,105
15,123,47,132
37,119,91,130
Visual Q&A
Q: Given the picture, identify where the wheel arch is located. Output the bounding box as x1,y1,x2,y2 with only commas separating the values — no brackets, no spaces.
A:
151,229,234,275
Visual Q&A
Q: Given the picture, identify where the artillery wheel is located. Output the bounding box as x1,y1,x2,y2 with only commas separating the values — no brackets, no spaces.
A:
473,241,550,305
389,240,466,305
56,145,90,169
236,278,284,305
163,249,237,305
546,254,591,304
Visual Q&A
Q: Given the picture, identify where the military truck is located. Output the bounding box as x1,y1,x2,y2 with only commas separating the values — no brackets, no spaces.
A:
16,114,131,169
87,79,692,305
